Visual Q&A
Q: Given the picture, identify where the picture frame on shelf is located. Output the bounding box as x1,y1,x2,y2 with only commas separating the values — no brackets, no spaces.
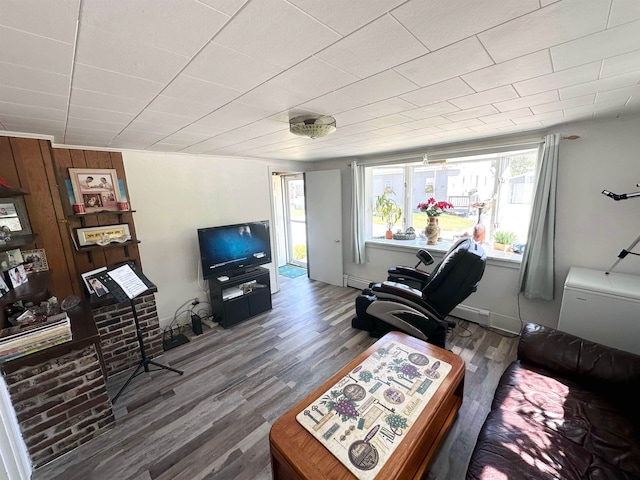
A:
21,249,49,274
76,224,131,247
7,264,28,288
0,249,23,270
0,196,32,235
68,168,123,213
81,267,108,294
0,275,9,297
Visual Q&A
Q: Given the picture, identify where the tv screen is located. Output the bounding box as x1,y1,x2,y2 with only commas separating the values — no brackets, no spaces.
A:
198,220,272,279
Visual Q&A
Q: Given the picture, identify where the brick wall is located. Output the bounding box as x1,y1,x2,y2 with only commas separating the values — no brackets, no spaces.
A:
92,293,163,378
3,343,115,467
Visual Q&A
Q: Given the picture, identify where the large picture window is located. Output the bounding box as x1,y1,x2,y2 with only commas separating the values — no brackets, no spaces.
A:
366,147,539,255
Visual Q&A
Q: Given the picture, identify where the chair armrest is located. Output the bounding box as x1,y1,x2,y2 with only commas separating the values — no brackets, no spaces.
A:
371,281,423,300
519,323,640,386
387,266,430,282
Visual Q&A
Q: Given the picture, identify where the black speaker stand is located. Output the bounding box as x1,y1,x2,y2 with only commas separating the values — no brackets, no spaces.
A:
112,298,183,404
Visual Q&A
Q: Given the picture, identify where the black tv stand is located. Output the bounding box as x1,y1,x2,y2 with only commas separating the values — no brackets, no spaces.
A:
209,266,272,328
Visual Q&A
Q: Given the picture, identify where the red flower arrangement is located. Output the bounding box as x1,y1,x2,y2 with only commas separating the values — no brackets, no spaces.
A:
417,198,454,217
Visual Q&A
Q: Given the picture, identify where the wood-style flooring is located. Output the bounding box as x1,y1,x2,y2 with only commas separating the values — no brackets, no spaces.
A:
33,274,519,480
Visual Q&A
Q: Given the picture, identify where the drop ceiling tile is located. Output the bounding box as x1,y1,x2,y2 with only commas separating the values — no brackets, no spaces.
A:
0,62,70,96
450,86,519,110
609,0,640,27
338,70,419,104
370,124,414,137
403,102,460,120
409,116,452,129
146,95,215,119
235,82,312,113
316,14,428,78
469,120,514,131
559,71,640,99
478,0,609,63
81,0,229,57
350,97,415,119
391,0,538,51
180,137,236,153
178,124,226,137
66,117,126,133
531,94,595,114
75,25,189,83
356,114,413,130
0,85,67,111
0,26,74,75
596,84,640,102
563,98,628,116
197,0,249,16
133,110,195,129
514,62,601,96
0,101,66,121
67,105,134,124
0,0,80,43
289,0,405,36
602,50,640,78
0,115,65,136
551,20,640,71
297,91,366,116
462,50,553,92
395,37,494,88
163,75,241,110
268,57,359,100
214,0,339,69
145,143,186,152
161,130,219,145
333,109,376,126
444,105,500,122
72,64,165,100
182,42,282,92
479,107,533,124
110,130,167,148
493,91,559,112
63,134,113,146
400,78,474,107
70,88,149,114
196,102,270,129
512,111,564,124
439,118,485,131
64,125,122,137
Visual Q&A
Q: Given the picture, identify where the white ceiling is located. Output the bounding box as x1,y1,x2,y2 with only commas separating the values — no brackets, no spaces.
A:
1,0,640,161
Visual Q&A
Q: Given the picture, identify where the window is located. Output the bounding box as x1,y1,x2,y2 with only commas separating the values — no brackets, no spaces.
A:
366,147,539,252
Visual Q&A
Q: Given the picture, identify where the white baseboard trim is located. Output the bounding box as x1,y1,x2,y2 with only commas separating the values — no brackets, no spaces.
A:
450,304,490,326
345,275,373,290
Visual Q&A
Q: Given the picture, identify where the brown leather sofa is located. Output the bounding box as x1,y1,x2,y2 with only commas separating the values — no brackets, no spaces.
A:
466,323,640,479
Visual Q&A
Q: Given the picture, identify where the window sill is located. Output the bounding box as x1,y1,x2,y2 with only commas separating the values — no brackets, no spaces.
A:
365,237,522,269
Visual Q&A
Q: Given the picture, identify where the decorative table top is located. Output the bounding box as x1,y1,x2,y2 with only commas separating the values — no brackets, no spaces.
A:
295,338,451,479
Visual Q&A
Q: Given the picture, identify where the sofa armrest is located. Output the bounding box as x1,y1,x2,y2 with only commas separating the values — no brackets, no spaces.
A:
519,323,640,386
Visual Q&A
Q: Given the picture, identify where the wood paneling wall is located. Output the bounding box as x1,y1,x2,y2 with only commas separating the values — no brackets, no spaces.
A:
0,136,140,300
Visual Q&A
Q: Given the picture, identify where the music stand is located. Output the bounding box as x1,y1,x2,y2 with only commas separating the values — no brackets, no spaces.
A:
95,264,183,404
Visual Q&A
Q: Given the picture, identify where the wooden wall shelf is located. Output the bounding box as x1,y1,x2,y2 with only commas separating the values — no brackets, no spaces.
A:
0,234,38,252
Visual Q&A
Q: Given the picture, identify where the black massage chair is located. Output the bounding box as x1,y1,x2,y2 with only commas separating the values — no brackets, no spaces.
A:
352,238,486,348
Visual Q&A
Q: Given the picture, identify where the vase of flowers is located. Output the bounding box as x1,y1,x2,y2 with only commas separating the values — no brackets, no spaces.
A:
417,198,454,245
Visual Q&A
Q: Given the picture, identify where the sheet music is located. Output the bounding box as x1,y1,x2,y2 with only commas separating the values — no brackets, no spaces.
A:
108,264,148,299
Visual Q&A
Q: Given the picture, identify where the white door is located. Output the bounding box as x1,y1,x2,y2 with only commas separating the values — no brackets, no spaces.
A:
305,170,343,286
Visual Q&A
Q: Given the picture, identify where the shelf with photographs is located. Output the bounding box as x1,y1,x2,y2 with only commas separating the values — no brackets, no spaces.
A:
0,234,38,252
0,271,50,308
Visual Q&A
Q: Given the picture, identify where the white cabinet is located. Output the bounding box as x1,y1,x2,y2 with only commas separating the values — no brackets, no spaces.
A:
558,267,640,355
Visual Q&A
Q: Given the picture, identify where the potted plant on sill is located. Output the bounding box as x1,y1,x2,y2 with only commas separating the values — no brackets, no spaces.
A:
493,231,517,251
375,191,402,239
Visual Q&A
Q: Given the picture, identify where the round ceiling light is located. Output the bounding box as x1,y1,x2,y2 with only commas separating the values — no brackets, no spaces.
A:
289,115,337,139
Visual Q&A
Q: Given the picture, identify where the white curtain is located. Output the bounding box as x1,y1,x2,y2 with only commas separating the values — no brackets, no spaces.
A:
519,133,560,300
351,162,366,264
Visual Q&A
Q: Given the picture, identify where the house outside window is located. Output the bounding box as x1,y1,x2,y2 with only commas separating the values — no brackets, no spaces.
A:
366,147,539,254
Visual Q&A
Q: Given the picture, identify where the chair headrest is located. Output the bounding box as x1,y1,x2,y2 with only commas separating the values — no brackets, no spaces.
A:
423,238,486,295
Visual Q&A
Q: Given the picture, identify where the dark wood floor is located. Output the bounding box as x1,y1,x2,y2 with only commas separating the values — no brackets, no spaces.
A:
33,274,519,480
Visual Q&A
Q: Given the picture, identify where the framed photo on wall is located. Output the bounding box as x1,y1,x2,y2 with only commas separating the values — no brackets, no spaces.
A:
68,168,123,213
21,249,49,273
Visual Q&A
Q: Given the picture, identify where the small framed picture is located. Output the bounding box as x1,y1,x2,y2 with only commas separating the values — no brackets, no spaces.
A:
21,249,49,273
81,267,107,294
68,168,123,213
0,249,23,271
7,264,28,288
0,275,9,297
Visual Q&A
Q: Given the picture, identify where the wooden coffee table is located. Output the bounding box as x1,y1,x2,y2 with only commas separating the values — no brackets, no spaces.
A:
269,332,465,479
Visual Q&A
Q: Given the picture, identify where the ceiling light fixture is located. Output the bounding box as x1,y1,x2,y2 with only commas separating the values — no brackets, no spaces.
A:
289,115,337,139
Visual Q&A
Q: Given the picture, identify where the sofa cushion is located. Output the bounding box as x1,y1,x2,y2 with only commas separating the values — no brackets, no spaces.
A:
482,361,640,476
467,409,640,480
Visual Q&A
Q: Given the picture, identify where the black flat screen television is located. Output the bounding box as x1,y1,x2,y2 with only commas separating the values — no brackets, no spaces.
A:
198,220,272,279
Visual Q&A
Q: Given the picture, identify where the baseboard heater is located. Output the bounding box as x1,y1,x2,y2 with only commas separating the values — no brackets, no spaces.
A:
450,305,490,326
